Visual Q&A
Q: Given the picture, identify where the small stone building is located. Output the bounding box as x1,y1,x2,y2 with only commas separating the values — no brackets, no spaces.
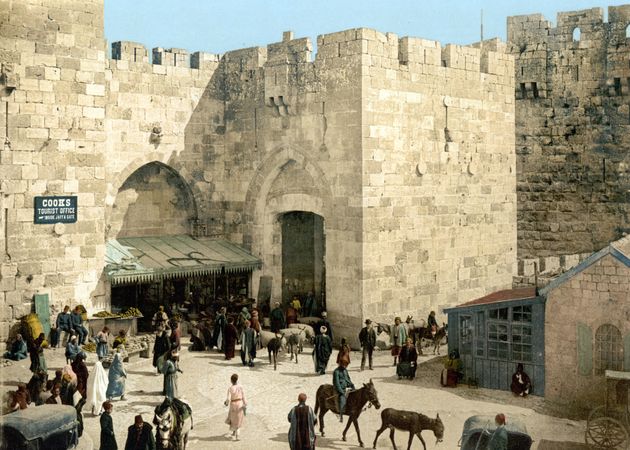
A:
447,235,630,415
540,235,630,414
444,287,545,396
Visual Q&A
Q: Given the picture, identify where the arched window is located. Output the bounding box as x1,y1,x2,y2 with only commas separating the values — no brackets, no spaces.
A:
573,27,581,42
594,324,623,375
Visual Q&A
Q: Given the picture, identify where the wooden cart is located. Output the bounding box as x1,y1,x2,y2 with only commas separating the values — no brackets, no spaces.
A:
585,370,630,449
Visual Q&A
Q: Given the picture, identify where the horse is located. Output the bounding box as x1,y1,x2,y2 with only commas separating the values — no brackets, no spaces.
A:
314,379,381,448
153,397,193,450
267,333,285,370
372,408,444,450
410,324,448,355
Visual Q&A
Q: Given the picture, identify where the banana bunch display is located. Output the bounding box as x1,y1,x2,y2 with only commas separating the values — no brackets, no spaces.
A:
93,311,120,318
82,342,96,352
120,307,143,318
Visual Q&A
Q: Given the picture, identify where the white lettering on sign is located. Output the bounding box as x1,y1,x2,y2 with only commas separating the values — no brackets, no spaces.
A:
42,198,71,207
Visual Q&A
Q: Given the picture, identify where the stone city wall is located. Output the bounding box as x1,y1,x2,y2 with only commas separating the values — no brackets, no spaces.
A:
0,0,107,339
360,34,516,323
509,5,630,258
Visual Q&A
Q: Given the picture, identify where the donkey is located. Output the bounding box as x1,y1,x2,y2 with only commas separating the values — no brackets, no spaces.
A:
373,408,444,450
314,379,381,448
153,397,193,450
286,330,304,363
267,333,285,371
411,324,448,355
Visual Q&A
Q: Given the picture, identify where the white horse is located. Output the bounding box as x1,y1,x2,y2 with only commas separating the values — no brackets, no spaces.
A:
153,397,193,450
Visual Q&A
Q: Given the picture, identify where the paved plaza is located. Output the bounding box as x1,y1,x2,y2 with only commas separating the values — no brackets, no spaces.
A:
1,338,587,449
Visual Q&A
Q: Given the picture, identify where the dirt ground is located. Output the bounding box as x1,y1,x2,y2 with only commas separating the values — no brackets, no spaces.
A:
1,339,588,449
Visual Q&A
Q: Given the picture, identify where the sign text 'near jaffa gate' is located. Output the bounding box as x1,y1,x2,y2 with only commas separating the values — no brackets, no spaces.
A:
33,196,78,224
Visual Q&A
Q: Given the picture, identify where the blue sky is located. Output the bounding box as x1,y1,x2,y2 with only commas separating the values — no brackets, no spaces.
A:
104,1,630,55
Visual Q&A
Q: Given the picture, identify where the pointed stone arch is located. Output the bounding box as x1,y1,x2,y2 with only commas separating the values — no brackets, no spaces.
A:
243,145,334,303
107,160,199,239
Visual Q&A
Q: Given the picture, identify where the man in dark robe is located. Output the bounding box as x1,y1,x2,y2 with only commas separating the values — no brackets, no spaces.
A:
240,320,257,367
4,333,27,360
28,333,47,373
511,363,532,397
152,330,169,374
224,317,238,360
397,338,418,379
72,352,89,398
212,307,227,351
427,311,438,336
169,320,181,351
358,319,377,371
303,291,315,318
270,302,286,333
288,393,317,450
315,312,333,341
100,400,118,450
312,326,333,375
124,415,155,450
10,383,30,411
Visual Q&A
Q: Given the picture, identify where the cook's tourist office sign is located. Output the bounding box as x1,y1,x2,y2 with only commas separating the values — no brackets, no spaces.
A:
34,196,78,224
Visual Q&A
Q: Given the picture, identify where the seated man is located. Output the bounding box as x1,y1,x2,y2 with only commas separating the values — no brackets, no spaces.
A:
3,334,28,361
65,335,86,362
511,363,532,397
56,306,73,347
70,306,88,345
396,338,418,379
332,362,355,423
441,349,463,387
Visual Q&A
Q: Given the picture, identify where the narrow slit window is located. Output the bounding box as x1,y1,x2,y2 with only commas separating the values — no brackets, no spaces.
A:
626,24,630,38
614,78,622,96
520,82,527,99
532,82,539,99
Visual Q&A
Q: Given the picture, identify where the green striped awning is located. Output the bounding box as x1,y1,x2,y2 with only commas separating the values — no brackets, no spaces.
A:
105,235,262,286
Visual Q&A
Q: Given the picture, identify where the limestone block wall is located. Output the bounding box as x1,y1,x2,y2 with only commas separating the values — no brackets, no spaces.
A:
545,254,630,413
104,43,219,240
0,0,107,339
209,31,367,342
361,35,517,323
509,6,630,258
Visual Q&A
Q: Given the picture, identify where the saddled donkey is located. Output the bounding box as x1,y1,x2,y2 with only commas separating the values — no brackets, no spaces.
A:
153,397,193,450
373,408,444,450
410,324,448,355
314,379,381,448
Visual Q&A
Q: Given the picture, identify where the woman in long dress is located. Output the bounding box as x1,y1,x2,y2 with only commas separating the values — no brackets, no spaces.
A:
86,361,108,415
224,373,247,441
71,352,89,398
106,352,127,400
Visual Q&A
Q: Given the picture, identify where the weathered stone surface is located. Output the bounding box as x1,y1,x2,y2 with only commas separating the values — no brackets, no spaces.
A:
509,5,630,258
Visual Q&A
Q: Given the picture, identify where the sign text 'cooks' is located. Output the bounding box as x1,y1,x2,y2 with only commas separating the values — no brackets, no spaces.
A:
34,196,78,224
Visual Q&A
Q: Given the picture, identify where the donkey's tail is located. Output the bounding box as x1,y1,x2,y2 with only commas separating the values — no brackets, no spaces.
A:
314,391,320,415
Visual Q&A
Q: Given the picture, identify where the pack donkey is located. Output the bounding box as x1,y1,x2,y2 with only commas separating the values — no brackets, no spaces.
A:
373,408,444,450
153,397,193,450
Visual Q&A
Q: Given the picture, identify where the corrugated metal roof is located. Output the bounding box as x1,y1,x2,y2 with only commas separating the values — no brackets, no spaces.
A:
105,235,262,285
447,287,537,309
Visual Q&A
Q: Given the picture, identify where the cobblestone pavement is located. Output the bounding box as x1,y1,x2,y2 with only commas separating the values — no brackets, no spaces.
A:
1,341,586,449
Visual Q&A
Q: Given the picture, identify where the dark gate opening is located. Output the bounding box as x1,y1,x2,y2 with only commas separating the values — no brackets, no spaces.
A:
280,211,325,313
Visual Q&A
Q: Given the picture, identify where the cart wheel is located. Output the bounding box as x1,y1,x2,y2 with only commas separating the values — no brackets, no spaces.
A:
585,416,629,449
589,406,608,424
